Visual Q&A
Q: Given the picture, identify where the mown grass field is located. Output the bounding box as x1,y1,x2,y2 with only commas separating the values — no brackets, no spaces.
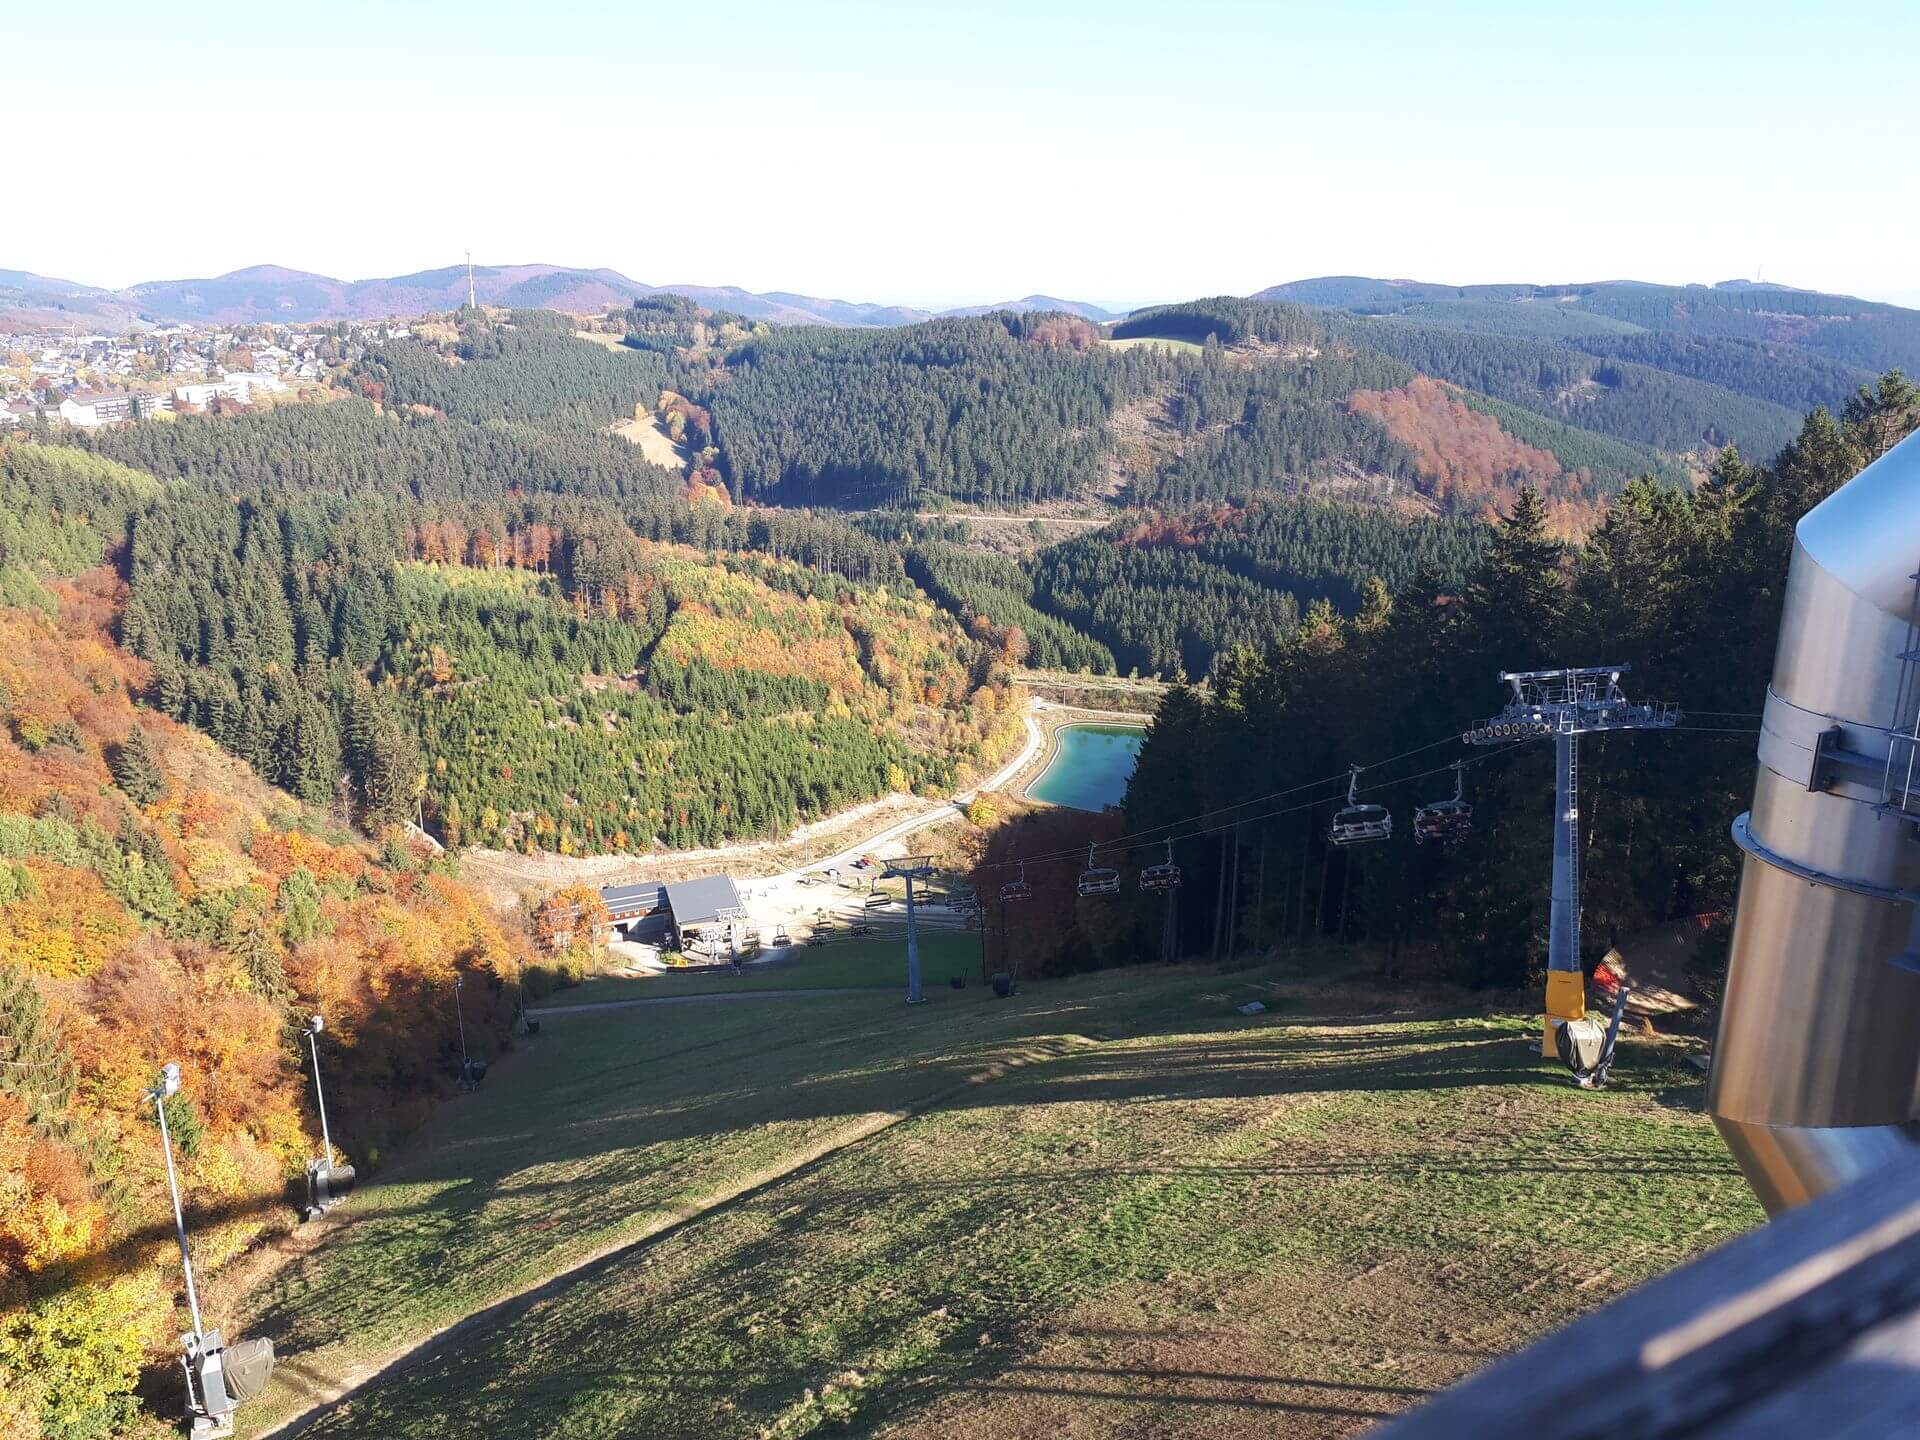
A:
230,959,1760,1439
583,932,985,1001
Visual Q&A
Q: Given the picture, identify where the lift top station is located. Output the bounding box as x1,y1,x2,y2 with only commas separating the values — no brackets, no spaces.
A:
1468,666,1679,1074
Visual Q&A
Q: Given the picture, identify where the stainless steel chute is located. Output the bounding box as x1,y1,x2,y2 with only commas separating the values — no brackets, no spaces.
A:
1712,428,1920,1215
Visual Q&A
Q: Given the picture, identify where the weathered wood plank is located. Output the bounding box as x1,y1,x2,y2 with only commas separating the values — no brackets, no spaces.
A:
1695,1306,1920,1438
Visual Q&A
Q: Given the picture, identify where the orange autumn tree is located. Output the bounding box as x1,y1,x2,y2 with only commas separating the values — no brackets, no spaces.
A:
0,587,547,1440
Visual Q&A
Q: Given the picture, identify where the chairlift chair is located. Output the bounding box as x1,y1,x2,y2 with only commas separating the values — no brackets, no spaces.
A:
1000,863,1032,903
1078,843,1121,897
1139,840,1181,892
1412,761,1473,848
1329,766,1393,846
183,1328,276,1432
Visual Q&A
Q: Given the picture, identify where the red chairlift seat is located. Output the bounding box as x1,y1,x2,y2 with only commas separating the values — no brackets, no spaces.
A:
1140,840,1182,891
1413,761,1473,847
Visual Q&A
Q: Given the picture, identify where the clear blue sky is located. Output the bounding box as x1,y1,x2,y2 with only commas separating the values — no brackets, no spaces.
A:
14,0,1917,309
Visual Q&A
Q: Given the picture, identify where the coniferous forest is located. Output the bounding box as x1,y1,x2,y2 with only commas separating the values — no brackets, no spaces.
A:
2,270,1918,1440
1065,373,1920,999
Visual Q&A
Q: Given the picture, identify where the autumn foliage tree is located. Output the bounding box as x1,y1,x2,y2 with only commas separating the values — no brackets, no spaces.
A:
0,582,545,1440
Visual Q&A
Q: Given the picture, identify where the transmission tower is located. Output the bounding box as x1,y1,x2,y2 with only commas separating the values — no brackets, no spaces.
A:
1466,666,1678,1058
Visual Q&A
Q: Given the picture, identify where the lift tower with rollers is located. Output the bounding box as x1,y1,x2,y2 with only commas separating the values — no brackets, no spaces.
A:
1467,666,1679,1062
883,854,937,1004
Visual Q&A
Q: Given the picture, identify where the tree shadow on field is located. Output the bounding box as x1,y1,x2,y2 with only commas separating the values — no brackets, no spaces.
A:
248,985,1682,1431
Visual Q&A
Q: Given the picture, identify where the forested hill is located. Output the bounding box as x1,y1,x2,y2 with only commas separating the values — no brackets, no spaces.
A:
0,437,581,1437
1026,498,1488,678
1256,276,1920,414
1104,373,1920,1002
19,310,1027,860
312,298,1883,533
634,292,1851,521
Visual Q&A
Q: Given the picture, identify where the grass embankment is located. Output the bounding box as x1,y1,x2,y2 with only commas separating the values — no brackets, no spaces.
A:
582,932,986,1002
234,960,1759,1439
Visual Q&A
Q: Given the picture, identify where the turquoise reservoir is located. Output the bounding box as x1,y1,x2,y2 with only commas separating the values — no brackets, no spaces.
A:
1027,724,1145,812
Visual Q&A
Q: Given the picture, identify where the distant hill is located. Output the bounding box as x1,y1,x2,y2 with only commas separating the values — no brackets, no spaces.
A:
939,295,1119,322
1256,275,1920,394
0,269,140,330
0,262,944,331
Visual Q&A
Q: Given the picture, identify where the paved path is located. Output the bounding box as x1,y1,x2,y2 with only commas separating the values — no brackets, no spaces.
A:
530,987,890,1015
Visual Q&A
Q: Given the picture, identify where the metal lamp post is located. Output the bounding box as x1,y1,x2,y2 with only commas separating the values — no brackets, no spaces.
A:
149,1063,204,1339
303,1015,354,1216
147,1063,276,1434
306,1015,334,1169
452,975,486,1089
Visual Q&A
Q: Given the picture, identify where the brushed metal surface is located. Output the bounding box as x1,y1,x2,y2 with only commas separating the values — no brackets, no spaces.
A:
1712,1114,1920,1215
1709,429,1920,1213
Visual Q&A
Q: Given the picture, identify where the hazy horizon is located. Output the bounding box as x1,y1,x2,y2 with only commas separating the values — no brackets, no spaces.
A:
12,0,1919,310
11,256,1916,321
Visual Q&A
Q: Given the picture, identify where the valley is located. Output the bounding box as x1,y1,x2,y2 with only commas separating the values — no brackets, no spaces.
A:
4,267,1919,1440
18,1,1920,1433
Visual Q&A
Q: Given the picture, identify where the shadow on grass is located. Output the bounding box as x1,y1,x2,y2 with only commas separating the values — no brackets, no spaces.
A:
249,979,1720,1435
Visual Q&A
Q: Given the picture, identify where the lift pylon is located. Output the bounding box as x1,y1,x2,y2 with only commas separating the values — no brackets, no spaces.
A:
882,855,937,1004
1468,665,1678,1069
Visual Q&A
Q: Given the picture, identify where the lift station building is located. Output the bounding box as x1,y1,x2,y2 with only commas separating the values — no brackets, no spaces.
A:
600,874,748,952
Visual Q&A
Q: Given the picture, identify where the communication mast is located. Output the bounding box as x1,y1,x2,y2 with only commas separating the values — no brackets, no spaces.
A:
466,249,477,309
1467,666,1678,1062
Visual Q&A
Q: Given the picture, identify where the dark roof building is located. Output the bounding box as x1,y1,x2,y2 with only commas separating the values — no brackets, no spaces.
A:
663,875,748,930
600,881,667,924
598,874,746,949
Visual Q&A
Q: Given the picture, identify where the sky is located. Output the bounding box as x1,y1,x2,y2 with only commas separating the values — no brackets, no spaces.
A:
12,0,1919,310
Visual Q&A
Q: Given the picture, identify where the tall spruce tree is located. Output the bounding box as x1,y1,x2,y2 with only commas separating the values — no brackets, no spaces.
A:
107,724,165,806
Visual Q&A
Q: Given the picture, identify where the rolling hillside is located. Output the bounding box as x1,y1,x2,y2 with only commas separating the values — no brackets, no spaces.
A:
1259,275,1919,411
0,262,941,331
0,466,552,1437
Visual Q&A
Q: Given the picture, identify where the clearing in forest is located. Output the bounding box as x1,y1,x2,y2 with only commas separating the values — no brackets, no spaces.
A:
610,412,691,470
1103,334,1207,354
229,960,1757,1439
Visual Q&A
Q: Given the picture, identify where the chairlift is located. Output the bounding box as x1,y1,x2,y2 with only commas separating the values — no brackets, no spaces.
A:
1000,862,1032,903
1078,843,1121,897
306,1155,356,1215
183,1329,276,1430
1140,840,1181,892
1329,765,1393,846
1412,761,1473,848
